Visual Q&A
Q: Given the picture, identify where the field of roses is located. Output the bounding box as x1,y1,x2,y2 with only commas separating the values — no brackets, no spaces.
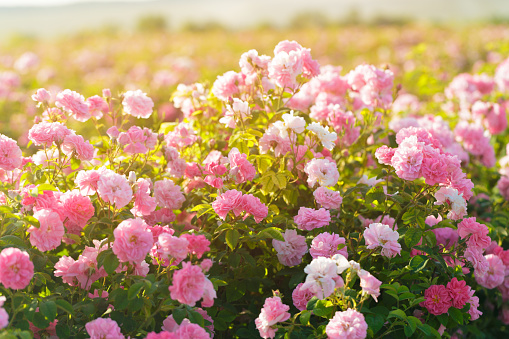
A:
1,24,509,339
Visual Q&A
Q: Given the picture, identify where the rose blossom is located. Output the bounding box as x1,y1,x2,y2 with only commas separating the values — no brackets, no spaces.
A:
446,278,471,309
212,189,243,220
325,309,368,339
241,194,268,223
29,208,65,252
62,133,95,161
313,187,342,210
55,89,90,122
60,190,95,228
131,178,157,217
0,247,34,290
180,234,210,259
475,254,505,289
358,269,382,302
420,285,452,315
228,148,256,184
301,257,338,299
122,89,154,119
310,232,347,259
304,158,339,187
0,133,23,171
153,179,185,210
97,169,133,209
294,207,331,231
0,296,8,329
255,296,290,339
169,262,206,306
85,318,124,339
292,283,316,311
363,223,401,258
112,218,154,263
272,229,308,266
76,169,102,195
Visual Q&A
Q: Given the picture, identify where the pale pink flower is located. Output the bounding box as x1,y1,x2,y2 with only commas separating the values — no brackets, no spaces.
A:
498,176,509,200
220,98,251,128
201,277,217,308
391,135,423,181
420,285,452,315
211,71,240,101
0,134,22,171
302,257,338,299
268,49,303,90
55,89,90,122
122,89,154,119
0,248,34,289
61,132,95,161
375,145,396,166
457,217,491,250
0,296,8,329
304,158,339,187
175,322,211,339
85,318,124,339
363,223,401,258
358,269,381,302
212,189,243,220
29,208,65,252
313,187,342,210
274,40,319,78
155,233,189,266
255,296,290,339
31,88,51,103
112,218,154,263
272,229,308,266
325,309,368,339
97,170,132,209
259,124,291,157
294,207,331,231
228,148,256,184
475,254,505,289
306,122,337,150
153,179,185,210
75,169,101,196
131,178,157,217
118,126,158,155
169,262,206,306
434,187,467,220
495,57,509,92
164,122,198,149
467,289,482,320
464,247,489,277
60,190,94,228
86,95,109,119
310,232,347,259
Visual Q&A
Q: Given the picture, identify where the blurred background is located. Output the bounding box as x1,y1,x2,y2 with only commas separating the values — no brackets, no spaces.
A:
1,0,509,144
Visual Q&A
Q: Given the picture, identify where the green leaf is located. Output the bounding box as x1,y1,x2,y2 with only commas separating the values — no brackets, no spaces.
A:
173,308,188,325
37,184,57,192
31,312,50,330
128,282,144,300
0,235,26,249
300,310,312,325
448,307,463,325
39,300,57,322
190,204,214,218
388,309,407,321
306,297,319,311
55,299,75,316
366,313,385,335
56,323,71,338
417,323,441,338
187,309,205,327
103,252,120,275
437,313,449,326
423,230,437,248
313,300,333,317
406,316,420,336
409,255,428,272
404,228,423,249
402,207,426,229
258,227,285,241
225,229,240,250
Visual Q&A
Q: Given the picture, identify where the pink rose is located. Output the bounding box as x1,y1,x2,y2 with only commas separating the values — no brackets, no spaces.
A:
112,218,154,263
272,229,308,266
85,318,124,339
363,223,401,258
154,179,185,210
313,187,342,210
310,232,347,259
446,278,471,309
294,207,331,231
475,254,505,289
358,269,381,302
0,247,34,290
325,309,367,339
292,283,316,311
212,189,244,220
122,89,154,119
0,134,23,171
169,262,206,306
29,208,65,252
55,89,90,122
420,285,452,315
255,296,290,339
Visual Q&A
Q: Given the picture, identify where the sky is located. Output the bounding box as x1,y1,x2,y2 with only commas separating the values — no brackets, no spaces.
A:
0,0,150,6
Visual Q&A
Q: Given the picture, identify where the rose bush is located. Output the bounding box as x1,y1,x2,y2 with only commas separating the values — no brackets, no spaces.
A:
0,37,509,339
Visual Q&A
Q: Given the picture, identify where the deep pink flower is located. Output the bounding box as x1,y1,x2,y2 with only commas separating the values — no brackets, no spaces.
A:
122,89,154,119
294,207,331,231
169,262,206,306
446,278,471,309
0,248,34,290
292,283,316,311
255,296,290,339
325,309,368,339
112,218,154,263
391,135,423,181
180,234,210,259
310,232,347,259
457,217,491,250
375,145,396,166
420,285,452,315
29,208,65,252
85,318,124,339
212,189,244,220
272,229,308,266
